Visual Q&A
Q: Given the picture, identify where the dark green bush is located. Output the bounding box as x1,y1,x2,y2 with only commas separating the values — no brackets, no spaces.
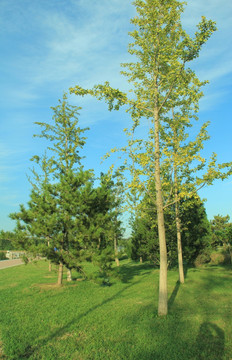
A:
194,248,211,267
0,252,7,260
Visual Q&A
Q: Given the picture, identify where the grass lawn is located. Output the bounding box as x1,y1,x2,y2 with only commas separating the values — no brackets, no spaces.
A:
0,259,231,360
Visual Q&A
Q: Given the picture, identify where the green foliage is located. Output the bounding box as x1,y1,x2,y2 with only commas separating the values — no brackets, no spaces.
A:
0,252,7,260
180,197,212,264
69,0,219,205
131,195,211,266
210,215,232,249
10,95,123,284
69,2,223,314
0,231,15,250
130,202,160,264
22,254,29,265
210,250,231,266
194,248,211,267
90,247,114,286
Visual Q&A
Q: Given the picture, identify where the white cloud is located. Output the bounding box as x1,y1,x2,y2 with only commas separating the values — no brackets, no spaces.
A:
0,0,134,111
199,89,229,112
0,0,231,231
2,0,230,112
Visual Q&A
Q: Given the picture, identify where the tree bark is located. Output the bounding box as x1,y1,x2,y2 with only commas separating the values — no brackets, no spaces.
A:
57,262,63,286
114,236,120,267
67,268,72,282
175,190,185,284
173,118,184,284
154,105,168,316
47,239,52,272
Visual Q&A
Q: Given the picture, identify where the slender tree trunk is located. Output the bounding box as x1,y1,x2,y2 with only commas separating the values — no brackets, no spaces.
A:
175,189,185,284
140,256,143,263
47,239,52,272
67,268,72,282
173,116,184,284
114,235,120,267
154,105,168,316
57,262,63,286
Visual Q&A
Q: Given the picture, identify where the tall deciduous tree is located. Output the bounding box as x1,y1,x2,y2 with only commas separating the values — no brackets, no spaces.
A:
70,0,216,315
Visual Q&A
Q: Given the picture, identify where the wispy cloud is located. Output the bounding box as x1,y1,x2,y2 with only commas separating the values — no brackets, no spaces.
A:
2,0,230,112
0,0,231,230
181,0,232,102
1,0,133,109
0,143,31,182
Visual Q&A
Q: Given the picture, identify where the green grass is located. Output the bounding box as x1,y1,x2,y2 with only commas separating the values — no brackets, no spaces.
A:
0,260,231,360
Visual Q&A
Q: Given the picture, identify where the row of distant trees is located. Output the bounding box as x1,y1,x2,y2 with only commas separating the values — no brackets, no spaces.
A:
1,0,232,316
129,197,232,266
2,200,232,266
1,207,232,266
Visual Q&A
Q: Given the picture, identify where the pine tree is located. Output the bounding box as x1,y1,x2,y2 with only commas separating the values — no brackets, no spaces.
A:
11,94,94,285
83,172,123,282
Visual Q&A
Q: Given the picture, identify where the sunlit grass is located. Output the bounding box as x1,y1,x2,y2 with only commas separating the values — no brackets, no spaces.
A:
0,260,231,359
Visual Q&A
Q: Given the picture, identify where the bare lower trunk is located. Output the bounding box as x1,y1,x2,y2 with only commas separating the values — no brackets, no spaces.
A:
57,262,63,286
175,200,184,284
154,105,168,316
228,245,232,264
173,114,184,284
157,192,168,316
140,256,143,263
174,172,184,284
67,269,72,282
47,239,52,272
114,236,120,267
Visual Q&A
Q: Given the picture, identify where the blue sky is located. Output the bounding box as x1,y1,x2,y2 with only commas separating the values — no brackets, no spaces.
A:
1,0,232,233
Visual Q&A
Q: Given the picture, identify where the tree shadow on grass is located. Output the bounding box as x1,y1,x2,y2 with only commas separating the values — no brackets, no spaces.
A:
18,275,148,359
168,266,188,310
122,316,224,360
195,322,225,360
117,298,225,360
114,261,155,283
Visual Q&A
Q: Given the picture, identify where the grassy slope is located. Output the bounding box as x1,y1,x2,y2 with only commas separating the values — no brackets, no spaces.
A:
0,260,231,360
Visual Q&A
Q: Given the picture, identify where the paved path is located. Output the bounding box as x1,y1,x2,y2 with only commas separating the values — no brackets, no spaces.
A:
0,259,24,270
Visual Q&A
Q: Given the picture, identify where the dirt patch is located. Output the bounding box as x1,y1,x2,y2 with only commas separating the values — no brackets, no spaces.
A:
0,282,18,291
57,330,87,342
31,283,65,291
0,339,6,360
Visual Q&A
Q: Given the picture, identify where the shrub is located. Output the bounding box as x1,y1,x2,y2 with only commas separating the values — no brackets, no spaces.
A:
194,248,211,267
0,252,7,260
210,251,231,265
